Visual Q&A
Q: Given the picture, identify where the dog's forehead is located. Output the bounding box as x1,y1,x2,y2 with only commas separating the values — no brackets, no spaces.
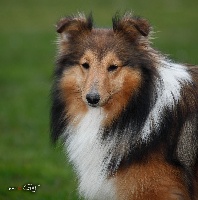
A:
88,29,115,46
82,29,128,59
81,49,121,66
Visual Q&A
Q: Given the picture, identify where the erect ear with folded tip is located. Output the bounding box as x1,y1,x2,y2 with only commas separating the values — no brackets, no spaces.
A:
56,13,93,36
112,13,151,40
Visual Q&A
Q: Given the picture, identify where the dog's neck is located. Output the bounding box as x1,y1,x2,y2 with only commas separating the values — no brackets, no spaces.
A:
65,108,116,200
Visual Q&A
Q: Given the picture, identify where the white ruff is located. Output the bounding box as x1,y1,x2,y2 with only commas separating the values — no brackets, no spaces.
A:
65,108,116,200
141,60,192,140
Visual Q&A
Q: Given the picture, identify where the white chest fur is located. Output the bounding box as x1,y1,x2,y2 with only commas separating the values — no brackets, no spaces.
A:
65,108,116,200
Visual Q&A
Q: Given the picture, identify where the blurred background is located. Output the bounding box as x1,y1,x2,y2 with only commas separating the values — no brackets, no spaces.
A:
0,0,197,199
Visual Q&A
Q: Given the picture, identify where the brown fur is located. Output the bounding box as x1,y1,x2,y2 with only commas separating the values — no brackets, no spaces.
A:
60,66,88,124
103,66,141,126
116,150,191,200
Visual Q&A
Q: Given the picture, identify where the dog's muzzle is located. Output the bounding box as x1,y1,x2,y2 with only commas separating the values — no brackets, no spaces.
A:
86,93,100,107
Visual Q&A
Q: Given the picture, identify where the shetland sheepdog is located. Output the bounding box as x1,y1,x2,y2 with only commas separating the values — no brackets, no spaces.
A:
51,13,198,200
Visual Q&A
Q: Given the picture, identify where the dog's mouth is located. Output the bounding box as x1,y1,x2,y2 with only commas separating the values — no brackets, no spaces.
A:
88,102,100,108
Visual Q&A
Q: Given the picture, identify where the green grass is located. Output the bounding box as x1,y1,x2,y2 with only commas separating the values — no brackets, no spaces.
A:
0,0,198,199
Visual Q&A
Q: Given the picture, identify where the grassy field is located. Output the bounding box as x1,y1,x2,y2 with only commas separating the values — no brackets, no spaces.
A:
0,0,198,199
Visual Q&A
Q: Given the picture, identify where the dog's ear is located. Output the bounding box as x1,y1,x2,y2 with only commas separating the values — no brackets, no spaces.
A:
56,13,93,37
112,13,151,40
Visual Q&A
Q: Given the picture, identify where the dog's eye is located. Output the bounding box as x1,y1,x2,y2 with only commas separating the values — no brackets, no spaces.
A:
108,64,118,72
81,63,90,69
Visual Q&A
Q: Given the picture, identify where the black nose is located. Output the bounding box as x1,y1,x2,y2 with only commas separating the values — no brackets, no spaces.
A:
86,93,100,105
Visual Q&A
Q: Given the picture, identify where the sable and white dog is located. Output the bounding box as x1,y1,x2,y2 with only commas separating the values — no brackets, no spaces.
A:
51,13,198,200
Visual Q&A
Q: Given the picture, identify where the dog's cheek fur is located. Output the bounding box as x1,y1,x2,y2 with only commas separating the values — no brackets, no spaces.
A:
103,67,142,126
59,66,88,124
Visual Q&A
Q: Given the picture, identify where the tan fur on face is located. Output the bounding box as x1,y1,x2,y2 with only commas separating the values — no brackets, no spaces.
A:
59,50,141,126
103,66,141,126
81,50,141,109
60,66,88,124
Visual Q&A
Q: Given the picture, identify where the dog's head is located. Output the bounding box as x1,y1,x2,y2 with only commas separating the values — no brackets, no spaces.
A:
52,13,156,141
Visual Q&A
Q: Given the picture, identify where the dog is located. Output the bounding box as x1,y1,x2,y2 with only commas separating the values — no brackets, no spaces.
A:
51,13,198,200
